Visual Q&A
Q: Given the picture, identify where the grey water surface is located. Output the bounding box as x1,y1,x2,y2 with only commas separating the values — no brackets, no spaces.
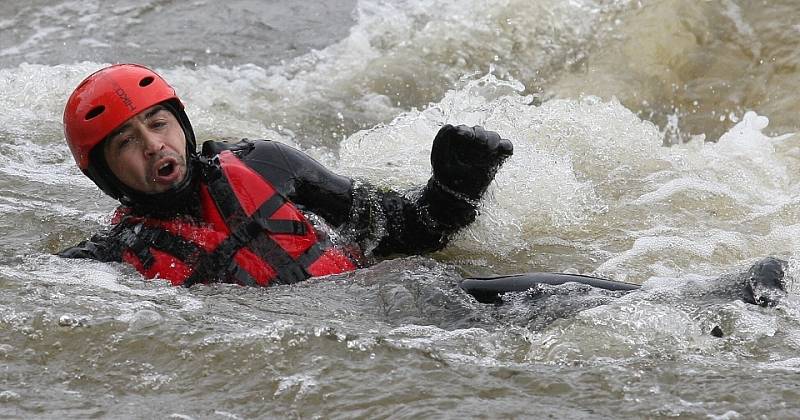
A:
2,0,800,418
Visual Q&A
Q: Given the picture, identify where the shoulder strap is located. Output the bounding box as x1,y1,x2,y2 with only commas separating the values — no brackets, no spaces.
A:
183,153,325,287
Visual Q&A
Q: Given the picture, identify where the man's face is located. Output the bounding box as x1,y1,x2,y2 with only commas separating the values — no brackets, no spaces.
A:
103,104,188,194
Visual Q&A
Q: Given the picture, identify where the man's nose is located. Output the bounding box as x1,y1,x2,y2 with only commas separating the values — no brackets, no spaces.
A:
141,131,165,155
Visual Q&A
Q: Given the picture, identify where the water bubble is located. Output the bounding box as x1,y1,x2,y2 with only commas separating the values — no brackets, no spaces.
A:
58,314,80,327
128,309,163,331
0,390,20,402
0,344,13,357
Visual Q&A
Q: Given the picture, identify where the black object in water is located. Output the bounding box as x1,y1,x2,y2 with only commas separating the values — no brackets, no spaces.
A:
460,272,640,304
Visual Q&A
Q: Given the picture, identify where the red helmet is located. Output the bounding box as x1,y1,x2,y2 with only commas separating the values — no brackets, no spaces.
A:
63,64,184,170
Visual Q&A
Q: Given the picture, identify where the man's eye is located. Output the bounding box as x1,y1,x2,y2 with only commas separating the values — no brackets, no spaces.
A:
152,120,167,129
117,136,134,149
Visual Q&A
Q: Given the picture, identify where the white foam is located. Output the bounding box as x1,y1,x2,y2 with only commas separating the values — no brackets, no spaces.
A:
0,255,204,313
333,69,799,285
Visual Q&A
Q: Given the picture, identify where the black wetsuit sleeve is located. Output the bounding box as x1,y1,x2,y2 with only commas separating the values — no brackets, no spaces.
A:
57,231,120,262
228,139,477,257
355,180,476,256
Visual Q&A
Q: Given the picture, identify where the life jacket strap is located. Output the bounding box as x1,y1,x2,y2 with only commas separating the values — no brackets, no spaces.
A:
110,218,205,270
259,219,306,235
228,262,260,287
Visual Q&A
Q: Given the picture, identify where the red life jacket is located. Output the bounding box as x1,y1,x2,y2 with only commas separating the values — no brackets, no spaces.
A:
109,150,358,286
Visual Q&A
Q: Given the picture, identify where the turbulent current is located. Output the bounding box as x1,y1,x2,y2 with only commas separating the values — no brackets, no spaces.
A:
2,0,800,418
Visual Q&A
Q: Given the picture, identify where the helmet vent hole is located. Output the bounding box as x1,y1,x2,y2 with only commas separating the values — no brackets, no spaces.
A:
85,105,105,120
139,76,154,87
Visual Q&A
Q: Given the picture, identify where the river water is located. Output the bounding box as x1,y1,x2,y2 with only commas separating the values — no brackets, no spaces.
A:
2,0,800,418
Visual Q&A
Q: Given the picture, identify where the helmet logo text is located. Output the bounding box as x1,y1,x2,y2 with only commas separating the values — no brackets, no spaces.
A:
111,82,137,112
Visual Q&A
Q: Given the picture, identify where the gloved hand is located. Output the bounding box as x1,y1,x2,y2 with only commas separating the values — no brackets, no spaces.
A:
430,124,513,201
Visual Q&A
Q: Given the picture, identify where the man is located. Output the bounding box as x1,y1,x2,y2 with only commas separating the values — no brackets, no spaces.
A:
58,64,788,312
58,63,513,287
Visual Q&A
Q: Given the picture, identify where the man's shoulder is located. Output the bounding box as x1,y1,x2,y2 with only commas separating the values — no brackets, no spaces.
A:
200,138,300,158
200,138,260,157
200,138,308,163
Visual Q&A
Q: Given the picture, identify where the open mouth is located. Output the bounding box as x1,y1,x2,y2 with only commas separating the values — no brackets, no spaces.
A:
151,156,182,185
158,161,175,177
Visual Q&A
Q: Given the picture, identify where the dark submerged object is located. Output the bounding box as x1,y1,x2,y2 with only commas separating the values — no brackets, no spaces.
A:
460,272,640,304
744,256,787,307
461,256,789,307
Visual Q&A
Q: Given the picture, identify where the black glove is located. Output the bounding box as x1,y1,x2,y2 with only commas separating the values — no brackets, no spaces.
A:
430,124,513,201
